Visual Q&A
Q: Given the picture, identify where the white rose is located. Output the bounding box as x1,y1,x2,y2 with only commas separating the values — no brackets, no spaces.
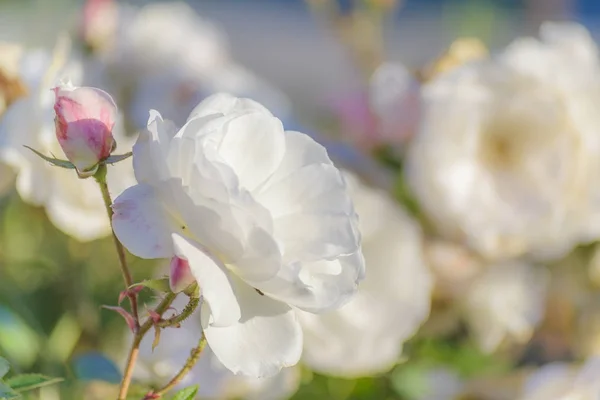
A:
0,40,136,241
112,93,365,377
406,22,600,261
297,171,432,377
462,262,548,353
369,62,421,148
105,2,229,81
520,358,600,400
129,63,291,130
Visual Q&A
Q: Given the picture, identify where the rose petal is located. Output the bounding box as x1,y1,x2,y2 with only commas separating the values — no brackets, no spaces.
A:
203,276,302,378
256,251,365,313
172,233,241,327
188,92,272,121
215,112,286,191
112,183,179,258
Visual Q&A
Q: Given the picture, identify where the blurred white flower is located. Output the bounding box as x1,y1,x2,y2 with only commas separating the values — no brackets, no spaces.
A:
134,297,301,400
0,38,136,241
97,1,290,131
128,63,291,129
369,62,420,148
104,1,229,81
424,239,482,300
297,171,432,377
520,358,600,400
0,42,26,116
112,93,365,377
0,42,27,197
406,22,600,261
462,262,548,353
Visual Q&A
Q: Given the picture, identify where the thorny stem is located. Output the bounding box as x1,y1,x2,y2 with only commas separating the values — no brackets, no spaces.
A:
95,165,140,326
157,296,200,328
121,292,179,400
145,335,207,399
94,163,150,400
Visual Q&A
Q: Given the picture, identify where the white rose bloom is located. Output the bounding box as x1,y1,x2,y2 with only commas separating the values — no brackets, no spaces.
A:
406,22,600,261
520,358,600,400
0,40,136,241
369,62,421,147
297,171,432,377
462,262,548,353
0,42,26,197
112,93,365,377
129,63,290,130
134,297,300,400
105,1,229,81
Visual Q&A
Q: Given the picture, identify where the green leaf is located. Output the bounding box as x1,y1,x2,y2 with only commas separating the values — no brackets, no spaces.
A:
0,358,9,379
171,385,198,400
104,152,132,164
0,381,19,399
6,374,63,392
22,146,75,169
129,277,171,293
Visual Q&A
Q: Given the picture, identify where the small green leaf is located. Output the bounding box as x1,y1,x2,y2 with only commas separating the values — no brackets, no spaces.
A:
171,385,198,400
22,146,75,169
0,358,9,379
0,381,19,399
129,277,171,293
104,152,132,164
6,374,63,392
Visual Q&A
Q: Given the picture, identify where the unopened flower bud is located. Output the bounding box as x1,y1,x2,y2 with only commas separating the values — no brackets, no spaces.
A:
169,256,195,293
53,82,117,178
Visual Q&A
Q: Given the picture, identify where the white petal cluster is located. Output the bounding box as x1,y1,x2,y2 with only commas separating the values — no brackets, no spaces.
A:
298,171,432,377
406,22,600,261
112,93,364,377
0,40,136,241
105,2,229,81
100,1,289,129
462,262,549,353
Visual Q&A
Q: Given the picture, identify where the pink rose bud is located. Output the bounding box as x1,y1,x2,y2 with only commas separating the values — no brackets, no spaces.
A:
169,256,195,293
53,82,117,177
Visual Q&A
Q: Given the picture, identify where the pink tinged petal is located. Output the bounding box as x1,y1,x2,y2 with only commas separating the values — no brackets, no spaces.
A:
256,252,365,313
171,233,241,327
188,92,273,121
203,277,302,378
53,84,117,171
169,256,196,293
111,183,179,259
216,112,286,191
